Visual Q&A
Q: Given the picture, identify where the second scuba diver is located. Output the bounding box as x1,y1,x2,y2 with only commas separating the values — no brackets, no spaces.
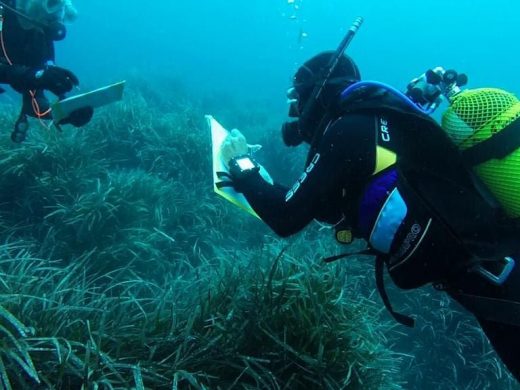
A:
217,20,520,382
0,0,93,142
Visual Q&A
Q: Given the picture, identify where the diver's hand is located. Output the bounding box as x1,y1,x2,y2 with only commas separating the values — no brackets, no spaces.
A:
58,106,94,127
221,129,248,165
33,65,79,96
216,155,261,193
220,129,262,167
7,64,79,96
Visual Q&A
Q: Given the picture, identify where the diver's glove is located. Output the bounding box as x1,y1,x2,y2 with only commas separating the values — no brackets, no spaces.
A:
6,64,79,96
58,106,94,127
216,155,261,193
218,129,264,192
220,129,262,168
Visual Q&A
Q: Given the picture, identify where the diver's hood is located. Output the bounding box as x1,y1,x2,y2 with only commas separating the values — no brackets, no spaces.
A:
282,51,361,147
294,52,361,108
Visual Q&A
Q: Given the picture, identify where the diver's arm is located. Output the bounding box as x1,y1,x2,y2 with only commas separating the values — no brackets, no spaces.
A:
238,115,374,237
0,63,9,83
0,63,9,84
235,175,307,237
0,62,23,85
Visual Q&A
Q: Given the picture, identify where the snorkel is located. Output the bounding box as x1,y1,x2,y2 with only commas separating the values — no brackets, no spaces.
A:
0,0,68,40
282,17,364,147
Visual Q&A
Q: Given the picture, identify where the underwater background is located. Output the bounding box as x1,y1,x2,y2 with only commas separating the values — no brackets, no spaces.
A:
59,0,520,109
0,0,519,388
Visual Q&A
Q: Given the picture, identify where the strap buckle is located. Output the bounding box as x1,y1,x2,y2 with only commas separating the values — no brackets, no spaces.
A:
472,257,516,286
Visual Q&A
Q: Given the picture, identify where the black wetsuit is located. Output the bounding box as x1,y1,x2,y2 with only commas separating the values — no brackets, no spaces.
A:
240,114,377,237
237,111,520,382
0,0,55,116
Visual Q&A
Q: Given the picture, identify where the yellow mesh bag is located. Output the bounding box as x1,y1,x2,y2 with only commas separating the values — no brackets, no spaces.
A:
442,88,520,218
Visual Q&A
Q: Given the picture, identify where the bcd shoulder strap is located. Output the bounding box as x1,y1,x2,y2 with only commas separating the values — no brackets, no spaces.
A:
323,250,416,328
375,256,415,327
463,118,520,166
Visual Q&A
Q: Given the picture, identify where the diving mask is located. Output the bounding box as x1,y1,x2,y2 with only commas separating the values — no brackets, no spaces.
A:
38,0,72,40
43,0,66,14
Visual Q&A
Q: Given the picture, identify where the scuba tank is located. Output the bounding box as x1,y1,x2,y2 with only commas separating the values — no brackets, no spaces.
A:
406,67,520,218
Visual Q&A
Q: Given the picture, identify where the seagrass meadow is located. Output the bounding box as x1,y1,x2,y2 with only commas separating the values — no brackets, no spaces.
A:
0,80,518,389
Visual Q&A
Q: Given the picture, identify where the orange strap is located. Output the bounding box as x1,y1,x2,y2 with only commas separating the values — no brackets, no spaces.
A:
1,16,52,127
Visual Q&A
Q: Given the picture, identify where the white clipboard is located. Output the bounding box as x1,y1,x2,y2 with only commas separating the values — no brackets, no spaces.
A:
51,81,126,123
207,115,272,219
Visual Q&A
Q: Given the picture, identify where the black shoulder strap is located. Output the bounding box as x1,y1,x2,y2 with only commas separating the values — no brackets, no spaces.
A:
375,256,415,327
463,118,520,166
322,248,374,263
322,251,414,327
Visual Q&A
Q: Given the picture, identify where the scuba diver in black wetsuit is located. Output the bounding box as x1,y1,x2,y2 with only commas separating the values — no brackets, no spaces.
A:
217,18,520,382
0,0,93,142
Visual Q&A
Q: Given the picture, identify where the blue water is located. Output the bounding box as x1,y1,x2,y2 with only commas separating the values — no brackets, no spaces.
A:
58,0,519,112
